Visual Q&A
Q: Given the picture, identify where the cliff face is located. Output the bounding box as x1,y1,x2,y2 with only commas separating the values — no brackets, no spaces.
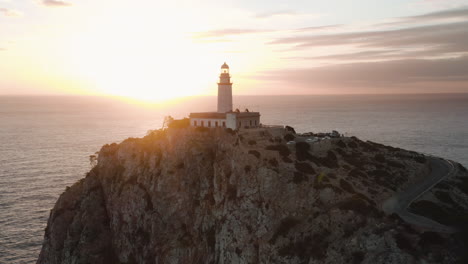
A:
37,127,468,264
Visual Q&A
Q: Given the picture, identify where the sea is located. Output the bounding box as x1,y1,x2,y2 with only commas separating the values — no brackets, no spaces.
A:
1,94,467,263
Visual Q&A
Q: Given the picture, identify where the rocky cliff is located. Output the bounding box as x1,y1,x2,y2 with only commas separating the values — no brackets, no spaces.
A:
37,127,468,264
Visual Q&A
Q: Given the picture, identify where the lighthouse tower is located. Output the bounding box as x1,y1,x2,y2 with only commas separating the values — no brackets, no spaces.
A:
217,62,233,113
189,62,260,129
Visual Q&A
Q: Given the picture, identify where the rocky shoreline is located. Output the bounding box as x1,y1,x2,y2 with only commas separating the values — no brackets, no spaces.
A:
37,126,468,263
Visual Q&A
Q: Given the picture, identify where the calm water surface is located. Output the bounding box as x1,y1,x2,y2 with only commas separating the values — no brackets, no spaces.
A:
1,94,467,263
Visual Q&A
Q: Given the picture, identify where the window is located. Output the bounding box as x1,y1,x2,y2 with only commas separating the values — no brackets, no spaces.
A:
194,120,197,126
215,121,218,127
250,120,252,126
255,120,257,126
208,121,211,127
238,121,241,128
223,121,226,127
201,121,204,127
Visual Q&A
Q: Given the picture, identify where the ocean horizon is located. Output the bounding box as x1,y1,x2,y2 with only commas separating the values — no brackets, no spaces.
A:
1,93,467,263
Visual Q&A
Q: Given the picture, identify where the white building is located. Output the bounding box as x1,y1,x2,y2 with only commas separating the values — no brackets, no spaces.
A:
189,63,260,129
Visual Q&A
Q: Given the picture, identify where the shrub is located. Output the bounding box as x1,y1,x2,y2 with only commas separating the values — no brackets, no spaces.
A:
348,141,358,148
266,144,291,157
335,148,346,156
278,235,328,261
434,191,456,206
227,184,237,200
268,158,279,167
248,140,256,145
336,140,347,148
374,154,386,163
295,142,312,161
459,164,467,172
295,162,316,175
387,160,405,169
457,177,468,194
368,188,378,195
395,232,414,252
342,154,365,169
337,196,381,217
284,133,295,141
285,125,296,134
319,151,338,168
244,165,251,173
339,179,355,193
373,169,391,178
248,150,261,159
195,126,209,132
348,169,367,179
317,172,326,184
226,128,236,135
293,172,308,184
414,156,427,163
360,141,378,152
351,251,365,264
270,217,300,243
419,232,444,247
168,118,190,129
327,150,337,161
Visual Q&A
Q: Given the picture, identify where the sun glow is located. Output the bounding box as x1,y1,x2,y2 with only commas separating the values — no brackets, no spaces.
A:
60,16,212,101
51,2,242,102
2,0,277,100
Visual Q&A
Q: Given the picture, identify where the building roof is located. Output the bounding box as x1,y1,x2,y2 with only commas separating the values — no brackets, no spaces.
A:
235,112,261,118
221,62,229,69
189,111,260,119
189,112,226,119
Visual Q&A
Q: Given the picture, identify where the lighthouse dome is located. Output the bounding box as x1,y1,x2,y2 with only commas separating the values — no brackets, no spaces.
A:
221,62,229,69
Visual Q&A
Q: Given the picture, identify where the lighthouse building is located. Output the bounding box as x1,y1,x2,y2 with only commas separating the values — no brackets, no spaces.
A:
189,63,260,130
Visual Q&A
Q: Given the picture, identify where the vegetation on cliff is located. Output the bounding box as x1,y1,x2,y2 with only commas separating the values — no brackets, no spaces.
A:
37,126,468,264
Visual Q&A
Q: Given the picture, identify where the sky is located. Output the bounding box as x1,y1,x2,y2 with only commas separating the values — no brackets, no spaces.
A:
1,0,468,100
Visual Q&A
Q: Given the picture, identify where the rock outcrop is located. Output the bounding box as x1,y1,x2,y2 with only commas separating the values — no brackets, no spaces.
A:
37,127,468,264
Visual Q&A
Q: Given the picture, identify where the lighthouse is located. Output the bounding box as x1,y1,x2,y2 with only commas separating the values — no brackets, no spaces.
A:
217,62,233,113
189,63,260,129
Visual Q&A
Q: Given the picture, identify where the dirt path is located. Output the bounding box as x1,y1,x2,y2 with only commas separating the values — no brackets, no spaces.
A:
382,157,458,233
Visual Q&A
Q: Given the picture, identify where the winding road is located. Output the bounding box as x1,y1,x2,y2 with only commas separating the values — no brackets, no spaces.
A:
382,157,458,233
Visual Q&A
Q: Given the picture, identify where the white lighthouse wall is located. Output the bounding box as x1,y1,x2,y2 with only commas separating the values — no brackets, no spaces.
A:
191,118,227,128
217,84,233,113
226,113,237,129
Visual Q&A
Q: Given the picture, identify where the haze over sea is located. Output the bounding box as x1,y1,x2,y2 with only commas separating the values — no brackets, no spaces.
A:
1,94,467,263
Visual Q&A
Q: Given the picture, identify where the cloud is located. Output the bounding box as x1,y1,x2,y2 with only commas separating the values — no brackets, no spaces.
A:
295,24,342,32
380,6,468,26
270,21,468,62
313,49,451,61
255,10,297,19
193,28,271,38
255,56,468,93
301,50,401,61
407,6,468,20
271,21,468,47
0,7,22,17
193,24,340,40
42,0,71,7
